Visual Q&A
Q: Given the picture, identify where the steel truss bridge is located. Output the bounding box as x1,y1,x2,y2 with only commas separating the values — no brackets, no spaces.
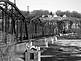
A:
0,0,80,47
0,0,53,45
0,1,81,61
0,0,59,45
0,0,28,45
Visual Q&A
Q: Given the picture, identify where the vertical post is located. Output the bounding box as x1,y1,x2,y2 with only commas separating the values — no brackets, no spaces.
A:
51,37,54,44
25,21,28,39
38,47,41,61
5,2,7,33
2,11,4,43
25,50,28,61
2,11,4,32
45,38,48,47
20,20,22,42
11,7,13,34
4,2,8,44
35,23,37,37
7,16,9,33
11,7,16,35
3,11,6,43
54,36,57,41
42,26,44,37
5,3,10,61
16,20,18,42
13,19,16,37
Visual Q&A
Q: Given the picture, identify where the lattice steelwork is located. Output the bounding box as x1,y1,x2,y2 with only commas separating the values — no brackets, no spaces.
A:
0,0,28,44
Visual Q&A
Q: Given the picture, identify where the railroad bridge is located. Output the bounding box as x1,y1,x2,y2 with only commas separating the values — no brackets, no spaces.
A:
0,0,56,61
0,0,28,44
0,0,29,61
0,0,60,46
0,0,81,61
0,0,55,44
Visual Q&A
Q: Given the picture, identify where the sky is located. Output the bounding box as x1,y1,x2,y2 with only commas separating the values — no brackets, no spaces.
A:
10,0,81,13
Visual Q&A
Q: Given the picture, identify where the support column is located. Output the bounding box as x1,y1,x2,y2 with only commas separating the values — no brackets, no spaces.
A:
2,11,4,32
25,21,28,39
20,20,23,42
16,20,18,42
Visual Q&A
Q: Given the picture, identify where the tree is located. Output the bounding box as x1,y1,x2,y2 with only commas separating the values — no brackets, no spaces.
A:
21,11,29,16
31,10,50,16
71,11,81,18
64,11,71,17
56,10,65,17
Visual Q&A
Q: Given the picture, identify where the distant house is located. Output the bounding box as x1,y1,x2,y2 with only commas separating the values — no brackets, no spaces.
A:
71,23,79,29
53,14,58,17
63,14,67,17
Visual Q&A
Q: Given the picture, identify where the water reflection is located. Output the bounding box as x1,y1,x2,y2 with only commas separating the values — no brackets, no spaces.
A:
41,57,81,61
41,47,81,61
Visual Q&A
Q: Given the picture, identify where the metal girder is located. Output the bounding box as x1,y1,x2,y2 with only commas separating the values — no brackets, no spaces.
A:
0,0,25,21
0,0,28,43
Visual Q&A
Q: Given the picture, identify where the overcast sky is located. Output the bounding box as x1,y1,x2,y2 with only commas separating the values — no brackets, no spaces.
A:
10,0,81,13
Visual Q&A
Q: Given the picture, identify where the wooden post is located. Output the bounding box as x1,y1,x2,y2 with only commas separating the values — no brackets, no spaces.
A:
38,47,41,61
